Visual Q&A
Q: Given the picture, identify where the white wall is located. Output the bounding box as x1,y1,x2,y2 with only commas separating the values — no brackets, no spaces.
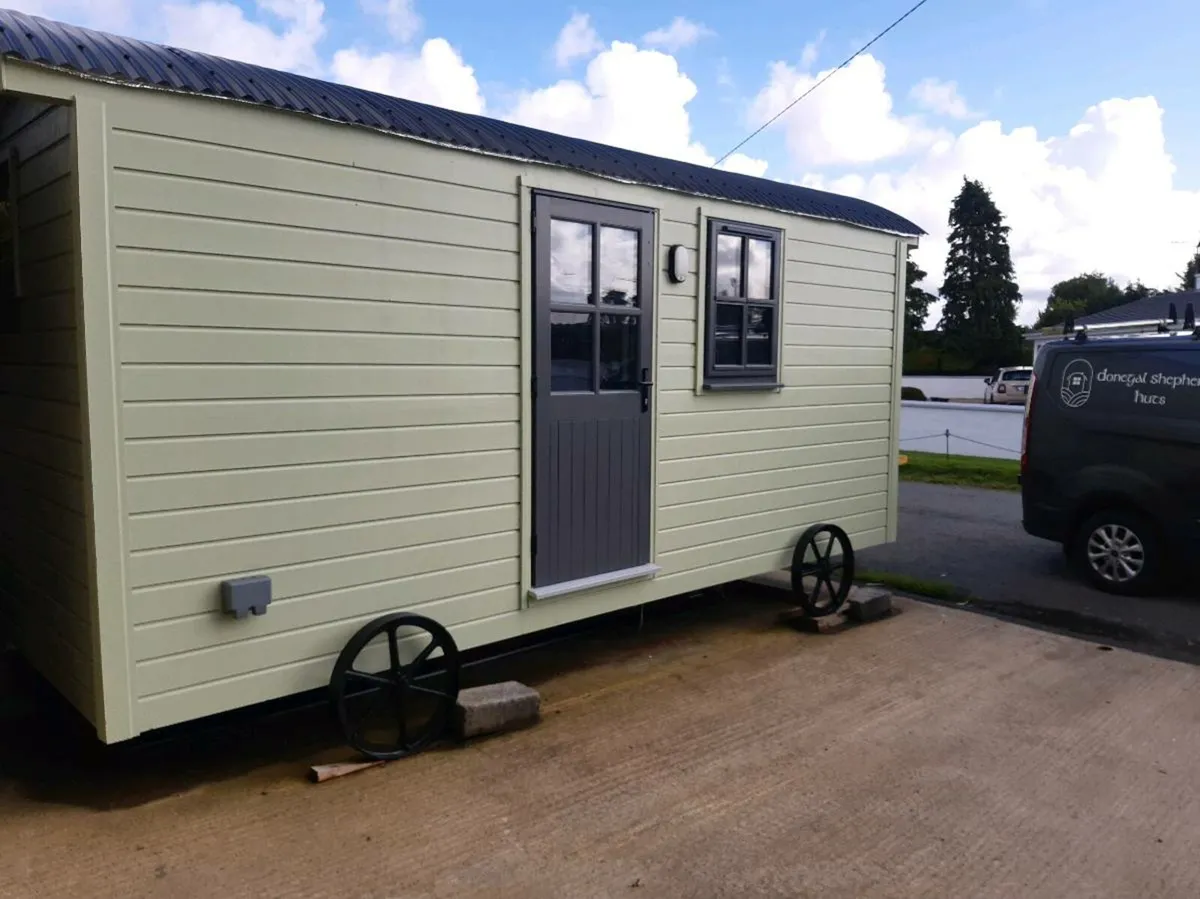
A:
899,401,1024,460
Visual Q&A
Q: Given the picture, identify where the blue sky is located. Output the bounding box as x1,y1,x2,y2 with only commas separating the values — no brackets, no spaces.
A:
340,0,1200,191
20,0,1200,320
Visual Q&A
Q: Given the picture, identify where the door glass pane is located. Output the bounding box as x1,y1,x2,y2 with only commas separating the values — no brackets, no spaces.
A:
550,311,593,391
550,219,593,305
600,314,638,390
599,226,639,307
714,234,742,298
746,305,774,366
714,302,742,366
746,239,772,300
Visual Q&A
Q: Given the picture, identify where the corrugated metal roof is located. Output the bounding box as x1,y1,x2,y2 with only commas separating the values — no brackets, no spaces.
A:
1077,289,1200,326
0,8,925,237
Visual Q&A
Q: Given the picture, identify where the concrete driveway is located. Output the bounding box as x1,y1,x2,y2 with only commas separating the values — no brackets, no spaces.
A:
859,482,1200,658
2,594,1200,898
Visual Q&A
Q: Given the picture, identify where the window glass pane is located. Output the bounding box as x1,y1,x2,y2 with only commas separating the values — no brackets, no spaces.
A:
550,219,592,305
714,303,742,366
550,311,592,391
714,234,742,298
746,238,773,299
600,314,639,390
746,305,774,367
599,226,639,307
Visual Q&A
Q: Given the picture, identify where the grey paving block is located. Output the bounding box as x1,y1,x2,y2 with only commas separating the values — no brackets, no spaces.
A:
847,587,893,623
454,681,541,740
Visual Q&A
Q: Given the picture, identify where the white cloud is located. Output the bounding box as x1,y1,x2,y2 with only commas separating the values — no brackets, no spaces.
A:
800,30,826,69
10,0,133,29
801,96,1200,326
717,153,770,178
910,77,975,119
507,40,766,176
553,12,602,69
362,0,419,43
162,0,326,74
642,16,713,53
331,38,484,114
749,53,943,167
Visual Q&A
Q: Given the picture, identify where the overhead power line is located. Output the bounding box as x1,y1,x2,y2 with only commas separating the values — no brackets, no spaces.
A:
713,0,934,167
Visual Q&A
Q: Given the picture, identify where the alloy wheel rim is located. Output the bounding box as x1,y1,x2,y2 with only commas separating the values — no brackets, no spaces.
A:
1086,524,1145,584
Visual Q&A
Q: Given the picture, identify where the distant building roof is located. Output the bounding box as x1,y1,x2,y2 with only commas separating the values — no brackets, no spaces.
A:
1076,289,1200,327
0,9,925,238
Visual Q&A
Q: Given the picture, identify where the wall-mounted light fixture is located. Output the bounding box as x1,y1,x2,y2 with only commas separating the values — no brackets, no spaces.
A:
667,244,689,284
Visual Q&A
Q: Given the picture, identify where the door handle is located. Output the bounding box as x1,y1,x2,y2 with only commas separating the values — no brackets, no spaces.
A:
639,368,653,412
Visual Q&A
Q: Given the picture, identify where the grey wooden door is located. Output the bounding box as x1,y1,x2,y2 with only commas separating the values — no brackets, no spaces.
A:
532,193,654,588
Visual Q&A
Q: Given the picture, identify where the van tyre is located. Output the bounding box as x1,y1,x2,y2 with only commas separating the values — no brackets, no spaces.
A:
1070,509,1162,596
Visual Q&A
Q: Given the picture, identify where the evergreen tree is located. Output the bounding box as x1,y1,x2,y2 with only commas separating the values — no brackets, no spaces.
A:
939,178,1022,366
904,258,936,341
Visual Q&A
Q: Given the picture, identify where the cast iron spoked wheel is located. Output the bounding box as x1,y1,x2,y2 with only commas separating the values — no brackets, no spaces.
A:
329,612,461,761
790,523,856,618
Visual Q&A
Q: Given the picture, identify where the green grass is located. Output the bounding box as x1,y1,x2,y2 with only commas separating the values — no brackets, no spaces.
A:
856,569,967,602
899,450,1020,491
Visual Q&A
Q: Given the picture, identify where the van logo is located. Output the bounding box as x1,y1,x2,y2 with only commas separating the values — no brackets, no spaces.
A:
1060,359,1094,408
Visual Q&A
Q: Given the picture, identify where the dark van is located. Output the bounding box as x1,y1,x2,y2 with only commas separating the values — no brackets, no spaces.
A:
1021,333,1200,595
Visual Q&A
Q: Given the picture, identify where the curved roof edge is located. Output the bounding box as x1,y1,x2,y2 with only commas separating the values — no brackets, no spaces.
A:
0,9,925,238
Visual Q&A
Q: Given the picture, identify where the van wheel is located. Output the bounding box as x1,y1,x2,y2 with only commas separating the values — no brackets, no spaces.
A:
1070,509,1162,596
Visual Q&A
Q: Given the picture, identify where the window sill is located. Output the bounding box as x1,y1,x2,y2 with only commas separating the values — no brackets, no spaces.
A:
702,381,784,393
527,563,661,603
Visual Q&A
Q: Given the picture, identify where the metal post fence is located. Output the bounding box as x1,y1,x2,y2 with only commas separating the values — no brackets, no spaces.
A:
900,430,1020,459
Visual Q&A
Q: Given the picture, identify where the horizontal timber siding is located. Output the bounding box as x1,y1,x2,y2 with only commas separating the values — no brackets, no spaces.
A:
106,90,523,733
650,210,896,602
97,85,900,735
0,100,94,722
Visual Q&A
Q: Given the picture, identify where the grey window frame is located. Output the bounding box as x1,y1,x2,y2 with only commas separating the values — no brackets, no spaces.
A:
703,217,782,391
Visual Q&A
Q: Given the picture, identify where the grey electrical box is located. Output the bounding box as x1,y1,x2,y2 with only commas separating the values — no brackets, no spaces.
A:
221,574,272,619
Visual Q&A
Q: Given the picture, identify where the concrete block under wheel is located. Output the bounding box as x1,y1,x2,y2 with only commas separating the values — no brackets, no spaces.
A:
454,681,541,740
777,586,895,633
846,587,893,623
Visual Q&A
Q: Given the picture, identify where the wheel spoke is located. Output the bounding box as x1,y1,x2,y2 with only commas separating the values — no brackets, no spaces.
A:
346,669,393,688
395,683,409,748
413,638,438,667
353,684,396,741
387,626,402,674
407,638,441,679
408,683,453,702
821,535,835,562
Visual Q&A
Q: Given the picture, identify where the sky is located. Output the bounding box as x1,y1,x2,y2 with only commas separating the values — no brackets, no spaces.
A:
15,0,1200,325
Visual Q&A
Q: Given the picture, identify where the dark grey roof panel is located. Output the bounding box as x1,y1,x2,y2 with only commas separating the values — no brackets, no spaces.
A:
0,9,925,237
1077,289,1200,326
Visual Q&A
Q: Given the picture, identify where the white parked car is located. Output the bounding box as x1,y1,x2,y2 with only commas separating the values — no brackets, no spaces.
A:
983,366,1033,404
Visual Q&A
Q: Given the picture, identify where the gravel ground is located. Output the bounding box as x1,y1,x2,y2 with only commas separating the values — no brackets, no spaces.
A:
3,595,1200,899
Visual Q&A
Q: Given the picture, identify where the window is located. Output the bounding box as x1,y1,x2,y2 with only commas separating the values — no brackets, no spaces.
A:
703,218,782,389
